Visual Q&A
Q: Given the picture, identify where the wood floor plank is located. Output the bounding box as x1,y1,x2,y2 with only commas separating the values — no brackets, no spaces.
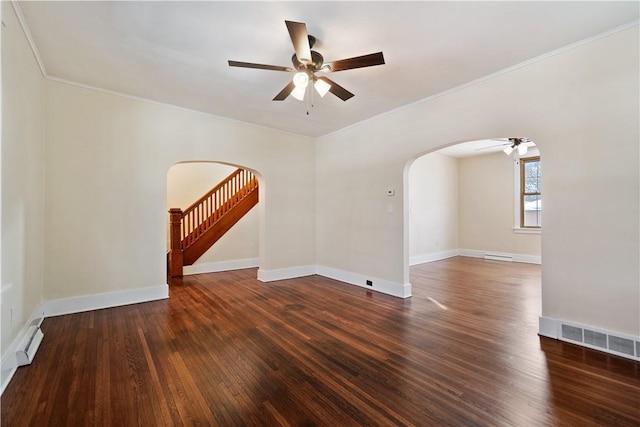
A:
2,257,639,426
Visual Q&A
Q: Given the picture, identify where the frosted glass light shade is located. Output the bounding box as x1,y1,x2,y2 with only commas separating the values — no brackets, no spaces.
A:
518,144,528,155
293,72,309,88
291,86,306,101
503,145,514,155
314,79,331,97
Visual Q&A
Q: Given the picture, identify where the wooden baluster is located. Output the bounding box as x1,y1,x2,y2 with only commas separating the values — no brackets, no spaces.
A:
204,198,208,228
223,184,228,213
206,196,210,228
216,189,220,218
197,204,201,236
168,208,184,277
182,218,187,248
232,177,236,203
186,213,190,244
213,192,217,222
196,205,199,236
184,214,188,246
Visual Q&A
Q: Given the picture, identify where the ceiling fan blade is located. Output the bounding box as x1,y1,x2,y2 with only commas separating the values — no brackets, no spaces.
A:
285,20,312,64
318,77,354,101
273,81,296,101
474,143,509,151
228,60,292,72
327,52,385,72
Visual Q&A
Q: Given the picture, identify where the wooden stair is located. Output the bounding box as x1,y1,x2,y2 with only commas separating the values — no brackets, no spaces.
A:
168,168,258,277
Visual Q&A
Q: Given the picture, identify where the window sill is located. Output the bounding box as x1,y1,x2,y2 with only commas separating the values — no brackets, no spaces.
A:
513,227,541,235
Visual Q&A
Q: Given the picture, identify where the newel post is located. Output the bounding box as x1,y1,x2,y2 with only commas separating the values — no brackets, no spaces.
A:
168,208,184,277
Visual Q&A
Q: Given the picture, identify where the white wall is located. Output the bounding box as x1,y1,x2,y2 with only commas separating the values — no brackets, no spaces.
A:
408,153,458,264
166,162,259,267
317,26,639,336
1,1,45,378
458,152,541,258
44,80,315,300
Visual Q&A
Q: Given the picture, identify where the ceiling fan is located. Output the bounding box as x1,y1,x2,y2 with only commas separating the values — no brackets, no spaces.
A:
228,20,385,105
476,137,534,156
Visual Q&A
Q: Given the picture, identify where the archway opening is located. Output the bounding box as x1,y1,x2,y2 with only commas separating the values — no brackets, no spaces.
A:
403,136,543,348
406,137,542,272
166,161,263,281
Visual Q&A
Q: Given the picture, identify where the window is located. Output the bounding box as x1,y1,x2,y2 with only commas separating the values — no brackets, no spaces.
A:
520,156,541,228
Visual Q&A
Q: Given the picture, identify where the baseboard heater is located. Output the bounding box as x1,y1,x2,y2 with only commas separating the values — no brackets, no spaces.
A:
484,253,513,262
16,318,44,367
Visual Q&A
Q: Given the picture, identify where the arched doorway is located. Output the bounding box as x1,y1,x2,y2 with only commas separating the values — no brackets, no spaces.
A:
405,138,541,271
403,136,543,348
166,161,263,279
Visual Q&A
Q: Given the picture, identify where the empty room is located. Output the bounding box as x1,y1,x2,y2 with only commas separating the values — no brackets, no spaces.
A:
2,1,639,425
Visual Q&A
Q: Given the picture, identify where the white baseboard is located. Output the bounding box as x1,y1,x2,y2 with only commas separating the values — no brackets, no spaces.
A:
316,265,411,298
1,303,46,395
410,249,459,266
257,264,411,299
1,284,168,396
257,265,316,282
183,258,259,275
459,248,541,264
43,284,169,317
539,316,640,362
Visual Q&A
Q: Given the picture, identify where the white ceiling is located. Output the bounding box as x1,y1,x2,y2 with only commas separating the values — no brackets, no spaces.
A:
15,1,639,141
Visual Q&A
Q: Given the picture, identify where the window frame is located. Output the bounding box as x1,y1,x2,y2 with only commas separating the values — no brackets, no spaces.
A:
519,155,541,229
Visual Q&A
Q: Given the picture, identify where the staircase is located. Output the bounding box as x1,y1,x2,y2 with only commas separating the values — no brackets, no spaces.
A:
168,168,258,277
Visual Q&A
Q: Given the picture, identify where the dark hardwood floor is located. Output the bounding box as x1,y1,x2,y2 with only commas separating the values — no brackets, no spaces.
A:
2,257,639,426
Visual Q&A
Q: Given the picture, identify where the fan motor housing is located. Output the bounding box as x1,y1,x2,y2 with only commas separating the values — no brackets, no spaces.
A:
292,50,324,71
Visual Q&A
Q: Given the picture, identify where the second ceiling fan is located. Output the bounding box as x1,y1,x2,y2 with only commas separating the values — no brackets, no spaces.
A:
228,20,385,102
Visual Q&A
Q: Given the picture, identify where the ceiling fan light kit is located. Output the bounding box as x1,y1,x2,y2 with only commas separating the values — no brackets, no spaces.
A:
500,137,532,156
477,137,534,156
228,20,385,111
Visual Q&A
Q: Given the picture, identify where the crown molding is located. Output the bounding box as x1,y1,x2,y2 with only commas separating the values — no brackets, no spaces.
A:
10,0,47,77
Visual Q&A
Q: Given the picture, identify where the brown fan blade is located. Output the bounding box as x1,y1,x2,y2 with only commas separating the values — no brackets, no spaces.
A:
228,60,292,72
327,52,385,72
285,20,312,64
318,77,354,101
273,81,296,101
